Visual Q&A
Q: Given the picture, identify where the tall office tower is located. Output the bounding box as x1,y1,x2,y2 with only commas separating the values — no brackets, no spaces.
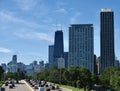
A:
48,45,54,67
54,31,64,66
12,55,17,64
100,8,115,73
68,24,94,72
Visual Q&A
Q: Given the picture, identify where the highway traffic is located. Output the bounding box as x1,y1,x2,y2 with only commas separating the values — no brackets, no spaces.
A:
1,79,72,91
2,80,32,91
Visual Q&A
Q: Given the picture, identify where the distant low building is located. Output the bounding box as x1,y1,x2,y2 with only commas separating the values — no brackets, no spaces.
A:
7,61,17,73
94,55,98,75
17,62,25,72
115,60,119,67
25,65,34,76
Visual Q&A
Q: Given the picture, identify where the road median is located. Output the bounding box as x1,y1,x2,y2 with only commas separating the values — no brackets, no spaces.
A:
22,80,34,91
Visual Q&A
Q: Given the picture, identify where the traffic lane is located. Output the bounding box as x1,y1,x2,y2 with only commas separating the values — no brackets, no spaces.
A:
3,80,32,91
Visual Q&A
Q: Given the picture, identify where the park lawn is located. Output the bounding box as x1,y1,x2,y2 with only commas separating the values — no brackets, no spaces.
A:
0,81,4,87
54,83,84,91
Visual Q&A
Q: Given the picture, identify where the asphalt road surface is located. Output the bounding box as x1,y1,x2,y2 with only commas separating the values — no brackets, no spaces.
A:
3,80,32,91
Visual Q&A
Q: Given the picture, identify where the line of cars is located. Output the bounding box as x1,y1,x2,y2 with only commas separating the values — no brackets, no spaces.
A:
25,79,61,91
4,79,19,89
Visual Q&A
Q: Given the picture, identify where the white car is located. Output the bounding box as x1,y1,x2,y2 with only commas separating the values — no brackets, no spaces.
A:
38,86,44,91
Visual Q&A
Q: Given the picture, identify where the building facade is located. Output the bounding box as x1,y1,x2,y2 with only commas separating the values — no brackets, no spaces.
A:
68,24,94,72
64,52,68,68
58,57,65,68
115,60,119,67
7,55,18,73
100,8,115,73
48,45,54,67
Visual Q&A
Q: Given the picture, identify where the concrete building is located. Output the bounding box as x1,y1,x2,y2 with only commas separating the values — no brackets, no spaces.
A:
17,62,25,72
115,60,119,67
100,8,115,73
63,52,68,68
7,55,18,73
48,45,54,67
25,65,34,76
68,24,94,72
39,61,44,67
58,57,65,68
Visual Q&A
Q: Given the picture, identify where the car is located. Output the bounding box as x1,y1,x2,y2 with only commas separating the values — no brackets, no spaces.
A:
38,86,44,91
5,82,8,86
16,80,19,84
51,86,55,90
55,85,59,89
12,83,15,87
45,88,50,91
0,87,5,91
9,85,13,89
34,85,38,89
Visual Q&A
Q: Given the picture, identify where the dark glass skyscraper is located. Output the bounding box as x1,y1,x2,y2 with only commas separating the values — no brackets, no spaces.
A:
54,30,64,66
100,8,115,73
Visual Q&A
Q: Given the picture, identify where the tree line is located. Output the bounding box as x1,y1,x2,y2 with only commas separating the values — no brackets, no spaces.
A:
34,66,120,91
0,66,120,90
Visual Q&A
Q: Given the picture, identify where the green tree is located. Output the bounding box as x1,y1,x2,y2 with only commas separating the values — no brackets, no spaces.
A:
100,67,120,90
0,66,4,80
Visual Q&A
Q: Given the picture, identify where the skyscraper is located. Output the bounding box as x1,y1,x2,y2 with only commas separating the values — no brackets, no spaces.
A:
68,24,94,72
100,8,115,73
12,55,17,64
54,31,64,66
7,55,18,73
48,45,54,67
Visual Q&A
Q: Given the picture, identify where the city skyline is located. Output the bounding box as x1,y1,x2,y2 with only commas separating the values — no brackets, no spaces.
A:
0,0,120,64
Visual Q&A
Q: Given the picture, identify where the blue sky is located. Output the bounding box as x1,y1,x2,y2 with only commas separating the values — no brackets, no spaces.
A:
0,0,120,65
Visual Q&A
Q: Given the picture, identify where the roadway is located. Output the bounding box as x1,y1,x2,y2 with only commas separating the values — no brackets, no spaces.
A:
2,80,32,91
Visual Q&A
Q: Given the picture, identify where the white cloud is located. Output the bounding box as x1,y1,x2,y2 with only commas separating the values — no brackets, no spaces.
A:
70,12,81,24
0,11,42,28
0,47,12,53
14,31,53,42
55,8,67,13
14,0,38,11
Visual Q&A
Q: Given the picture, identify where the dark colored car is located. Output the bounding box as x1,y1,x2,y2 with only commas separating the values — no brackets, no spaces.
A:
16,80,19,84
5,82,8,86
0,87,5,91
9,85,13,89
